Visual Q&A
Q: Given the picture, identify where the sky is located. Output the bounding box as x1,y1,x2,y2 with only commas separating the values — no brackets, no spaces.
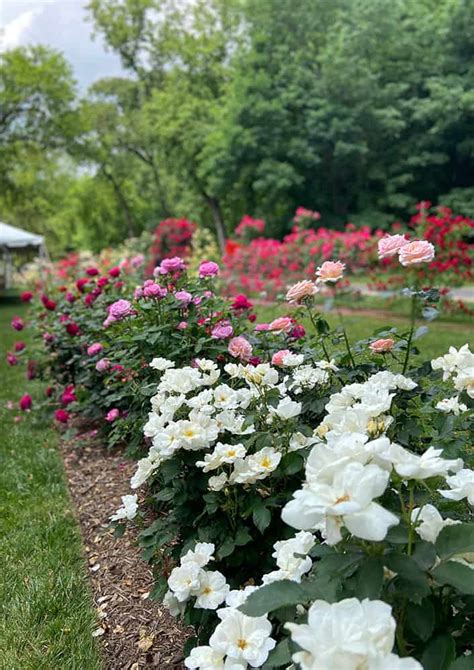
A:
0,0,124,89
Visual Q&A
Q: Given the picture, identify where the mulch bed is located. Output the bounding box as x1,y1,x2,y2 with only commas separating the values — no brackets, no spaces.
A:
61,429,189,669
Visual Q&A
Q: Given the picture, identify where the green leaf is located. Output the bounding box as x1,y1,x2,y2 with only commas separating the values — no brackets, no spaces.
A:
262,638,292,668
384,553,431,603
240,581,306,616
421,635,455,670
406,600,435,641
252,505,271,533
355,557,384,599
235,527,253,546
450,657,474,669
432,561,474,594
435,524,474,560
217,536,235,559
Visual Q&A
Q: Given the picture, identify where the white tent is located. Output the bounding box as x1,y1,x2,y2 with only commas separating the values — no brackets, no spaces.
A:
0,222,49,289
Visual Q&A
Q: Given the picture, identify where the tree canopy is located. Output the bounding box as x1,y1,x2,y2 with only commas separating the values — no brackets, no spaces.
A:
1,0,473,254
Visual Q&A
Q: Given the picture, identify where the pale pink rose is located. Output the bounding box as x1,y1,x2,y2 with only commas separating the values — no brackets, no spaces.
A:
399,240,435,266
143,283,167,298
369,338,395,354
228,336,253,361
268,317,293,334
286,280,319,303
272,349,291,366
315,260,346,282
255,323,270,332
211,322,234,339
95,358,111,372
177,321,188,330
378,234,409,259
155,257,186,275
87,343,103,356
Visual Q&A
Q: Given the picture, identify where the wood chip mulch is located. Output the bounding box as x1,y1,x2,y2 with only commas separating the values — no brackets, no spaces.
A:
61,429,189,669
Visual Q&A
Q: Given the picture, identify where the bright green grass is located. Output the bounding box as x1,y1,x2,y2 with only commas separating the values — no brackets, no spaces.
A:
256,304,473,359
0,302,102,669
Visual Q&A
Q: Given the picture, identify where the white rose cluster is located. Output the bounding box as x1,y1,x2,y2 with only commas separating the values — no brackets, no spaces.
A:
282,372,465,545
131,357,334,493
432,343,474,398
316,371,417,439
286,597,422,670
164,542,230,612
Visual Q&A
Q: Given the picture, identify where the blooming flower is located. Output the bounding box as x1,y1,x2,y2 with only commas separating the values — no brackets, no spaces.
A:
108,266,121,277
271,397,302,420
268,316,293,334
377,234,409,259
184,646,224,669
87,343,103,356
436,396,467,415
286,598,422,670
231,294,253,310
369,338,395,354
14,341,26,352
11,316,24,331
194,571,229,609
271,349,291,366
65,322,80,336
149,357,175,371
438,469,474,505
110,494,138,522
6,353,18,366
228,336,253,361
168,563,202,602
107,299,133,321
199,261,220,278
392,446,462,480
54,409,70,423
20,291,33,302
106,408,120,422
315,260,346,282
211,323,234,339
286,280,319,303
208,608,276,668
95,358,111,372
143,283,167,299
175,290,193,305
411,504,460,544
398,240,435,266
156,256,187,275
19,394,32,411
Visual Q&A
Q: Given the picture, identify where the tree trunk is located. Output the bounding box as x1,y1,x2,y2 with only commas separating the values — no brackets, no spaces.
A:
204,194,226,253
102,168,136,238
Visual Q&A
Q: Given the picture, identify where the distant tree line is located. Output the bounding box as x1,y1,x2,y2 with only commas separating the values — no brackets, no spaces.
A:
1,0,473,254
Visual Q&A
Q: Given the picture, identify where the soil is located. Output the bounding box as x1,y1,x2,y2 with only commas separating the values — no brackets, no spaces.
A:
61,429,189,669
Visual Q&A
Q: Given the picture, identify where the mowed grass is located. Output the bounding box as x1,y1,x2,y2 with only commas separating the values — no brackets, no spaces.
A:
256,304,473,359
0,301,102,669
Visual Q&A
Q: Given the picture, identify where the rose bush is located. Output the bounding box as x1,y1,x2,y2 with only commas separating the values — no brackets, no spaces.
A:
11,227,473,669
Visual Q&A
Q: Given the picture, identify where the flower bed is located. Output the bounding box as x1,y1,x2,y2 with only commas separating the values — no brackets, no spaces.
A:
222,205,474,301
7,235,474,669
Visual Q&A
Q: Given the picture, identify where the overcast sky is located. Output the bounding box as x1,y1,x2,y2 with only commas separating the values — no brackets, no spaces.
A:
0,0,125,89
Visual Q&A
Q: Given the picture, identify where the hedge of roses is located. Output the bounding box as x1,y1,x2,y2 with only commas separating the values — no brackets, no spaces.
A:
222,204,474,301
9,236,474,670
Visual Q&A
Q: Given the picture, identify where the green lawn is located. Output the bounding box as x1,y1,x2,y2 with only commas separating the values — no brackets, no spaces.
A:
256,304,473,359
0,302,102,669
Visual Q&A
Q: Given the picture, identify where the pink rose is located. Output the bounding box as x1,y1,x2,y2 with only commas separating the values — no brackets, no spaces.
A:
398,240,435,266
228,336,253,361
14,342,26,352
106,408,120,422
6,353,18,366
155,257,186,275
43,332,55,344
199,261,220,278
286,280,319,303
134,286,143,299
272,349,291,366
55,409,69,423
143,283,167,299
315,260,346,283
107,299,133,321
87,343,103,356
211,322,234,339
378,234,409,259
268,317,293,334
175,290,193,305
95,358,111,372
177,321,188,330
11,316,24,331
19,394,32,411
255,323,270,332
369,338,395,354
131,254,144,268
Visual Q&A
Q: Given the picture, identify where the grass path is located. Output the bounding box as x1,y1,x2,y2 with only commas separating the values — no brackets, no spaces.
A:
0,302,102,669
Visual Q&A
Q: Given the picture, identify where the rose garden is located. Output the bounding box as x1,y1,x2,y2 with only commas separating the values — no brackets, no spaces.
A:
2,207,473,669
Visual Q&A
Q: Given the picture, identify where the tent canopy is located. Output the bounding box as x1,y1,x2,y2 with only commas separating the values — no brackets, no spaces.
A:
0,222,44,249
